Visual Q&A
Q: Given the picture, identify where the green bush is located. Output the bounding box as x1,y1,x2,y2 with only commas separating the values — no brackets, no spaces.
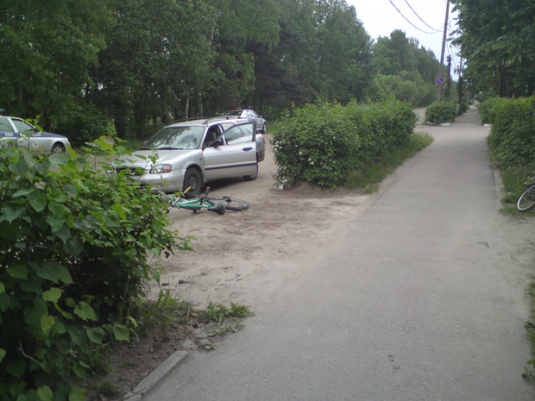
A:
272,99,416,189
478,96,510,125
0,140,189,400
425,100,457,124
487,97,535,169
372,72,435,107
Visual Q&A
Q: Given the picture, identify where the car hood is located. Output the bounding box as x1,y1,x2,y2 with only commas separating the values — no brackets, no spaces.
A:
116,149,202,169
40,132,68,139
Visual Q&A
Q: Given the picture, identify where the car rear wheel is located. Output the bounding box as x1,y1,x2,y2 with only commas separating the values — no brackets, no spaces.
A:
244,164,258,181
183,168,202,198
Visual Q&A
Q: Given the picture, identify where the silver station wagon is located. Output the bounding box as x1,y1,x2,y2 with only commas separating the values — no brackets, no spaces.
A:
115,118,265,196
0,115,70,153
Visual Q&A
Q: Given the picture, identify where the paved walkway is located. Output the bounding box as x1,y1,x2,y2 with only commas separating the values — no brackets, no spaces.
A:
145,108,535,400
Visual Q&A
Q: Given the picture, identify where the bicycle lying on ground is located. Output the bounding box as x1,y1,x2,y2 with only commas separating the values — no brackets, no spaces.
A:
516,180,535,211
166,187,249,215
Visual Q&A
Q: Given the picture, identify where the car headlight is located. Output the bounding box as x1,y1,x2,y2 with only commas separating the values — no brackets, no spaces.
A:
150,164,172,174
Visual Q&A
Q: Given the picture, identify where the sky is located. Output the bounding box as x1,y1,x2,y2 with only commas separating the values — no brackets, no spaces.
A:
346,0,459,64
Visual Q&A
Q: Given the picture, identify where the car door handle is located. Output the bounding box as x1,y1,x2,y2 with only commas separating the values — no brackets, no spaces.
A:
242,147,253,151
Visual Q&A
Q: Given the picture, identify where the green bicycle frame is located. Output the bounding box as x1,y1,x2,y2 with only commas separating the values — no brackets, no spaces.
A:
167,194,226,215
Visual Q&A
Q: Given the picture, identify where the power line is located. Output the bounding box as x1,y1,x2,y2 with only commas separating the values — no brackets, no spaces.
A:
403,0,441,32
387,0,439,34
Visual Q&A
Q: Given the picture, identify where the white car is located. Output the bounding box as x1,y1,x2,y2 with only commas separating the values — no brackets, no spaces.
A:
114,118,264,196
222,109,267,133
0,115,70,153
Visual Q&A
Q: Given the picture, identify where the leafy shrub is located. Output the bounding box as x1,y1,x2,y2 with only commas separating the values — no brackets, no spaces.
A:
487,97,535,169
0,140,189,400
478,97,510,125
372,72,435,107
272,99,416,189
425,100,457,124
271,101,361,188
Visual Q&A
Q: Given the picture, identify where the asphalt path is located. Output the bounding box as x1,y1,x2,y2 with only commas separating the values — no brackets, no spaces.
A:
145,108,535,400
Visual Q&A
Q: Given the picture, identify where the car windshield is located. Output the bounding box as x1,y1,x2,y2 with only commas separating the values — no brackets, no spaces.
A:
142,126,204,150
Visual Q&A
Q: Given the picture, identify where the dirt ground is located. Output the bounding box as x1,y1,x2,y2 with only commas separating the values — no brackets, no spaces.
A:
95,114,431,399
153,134,376,309
151,110,428,310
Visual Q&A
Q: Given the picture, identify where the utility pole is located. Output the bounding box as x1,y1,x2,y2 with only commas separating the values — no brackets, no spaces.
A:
445,55,452,100
436,0,450,102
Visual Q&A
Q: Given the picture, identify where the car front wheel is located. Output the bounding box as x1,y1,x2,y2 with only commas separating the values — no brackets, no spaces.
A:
51,143,66,153
183,168,202,198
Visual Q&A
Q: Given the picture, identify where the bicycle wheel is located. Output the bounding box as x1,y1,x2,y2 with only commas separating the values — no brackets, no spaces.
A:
208,196,249,211
516,185,535,211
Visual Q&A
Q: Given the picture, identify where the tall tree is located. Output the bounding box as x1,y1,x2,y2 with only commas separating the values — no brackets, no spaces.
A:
254,0,320,111
254,0,373,113
451,0,535,98
93,0,218,137
0,0,110,129
316,1,373,101
370,29,440,106
208,0,281,113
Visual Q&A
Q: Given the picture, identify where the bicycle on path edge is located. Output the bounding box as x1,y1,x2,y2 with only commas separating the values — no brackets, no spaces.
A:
516,179,535,211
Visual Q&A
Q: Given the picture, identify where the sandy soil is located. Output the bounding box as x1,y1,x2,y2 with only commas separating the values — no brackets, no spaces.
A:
149,133,377,310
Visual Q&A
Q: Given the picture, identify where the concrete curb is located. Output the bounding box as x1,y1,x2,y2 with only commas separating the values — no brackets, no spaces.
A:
123,350,188,401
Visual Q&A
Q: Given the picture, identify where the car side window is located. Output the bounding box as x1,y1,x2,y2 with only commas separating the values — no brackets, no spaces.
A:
12,119,35,134
223,123,254,145
204,125,223,147
0,117,14,132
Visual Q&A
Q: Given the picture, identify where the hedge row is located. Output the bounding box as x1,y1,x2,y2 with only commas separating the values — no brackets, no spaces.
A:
0,140,188,400
486,96,535,169
479,97,511,125
425,100,457,124
272,99,417,189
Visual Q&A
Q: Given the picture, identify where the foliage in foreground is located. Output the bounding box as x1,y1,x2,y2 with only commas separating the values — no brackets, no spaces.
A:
272,99,417,189
0,142,190,400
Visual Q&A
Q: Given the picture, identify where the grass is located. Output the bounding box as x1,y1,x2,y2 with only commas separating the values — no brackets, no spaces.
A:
499,166,535,215
133,290,252,339
345,132,434,192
